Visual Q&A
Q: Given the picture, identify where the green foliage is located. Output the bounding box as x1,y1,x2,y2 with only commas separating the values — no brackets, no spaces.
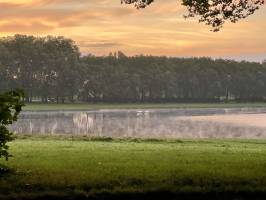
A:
121,0,264,31
0,35,80,103
79,56,266,103
0,90,24,160
1,35,266,103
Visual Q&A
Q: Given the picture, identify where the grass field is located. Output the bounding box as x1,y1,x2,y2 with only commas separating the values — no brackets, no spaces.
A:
24,102,266,111
1,137,266,199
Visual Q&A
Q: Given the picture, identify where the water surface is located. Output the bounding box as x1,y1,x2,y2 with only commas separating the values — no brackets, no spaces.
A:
11,108,266,139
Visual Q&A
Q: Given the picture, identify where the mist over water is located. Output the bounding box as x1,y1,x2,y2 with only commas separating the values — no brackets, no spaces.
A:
11,108,266,139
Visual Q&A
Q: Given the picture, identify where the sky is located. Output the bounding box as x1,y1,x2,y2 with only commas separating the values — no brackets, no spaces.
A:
0,0,265,62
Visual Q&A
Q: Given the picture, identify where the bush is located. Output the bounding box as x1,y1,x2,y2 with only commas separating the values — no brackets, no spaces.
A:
0,90,24,160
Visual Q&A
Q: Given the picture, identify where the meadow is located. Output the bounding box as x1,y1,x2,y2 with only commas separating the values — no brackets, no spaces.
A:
1,137,266,199
24,102,266,111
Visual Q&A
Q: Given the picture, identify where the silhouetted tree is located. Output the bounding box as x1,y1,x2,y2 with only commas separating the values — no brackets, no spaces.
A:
121,0,264,31
0,90,24,160
0,35,266,103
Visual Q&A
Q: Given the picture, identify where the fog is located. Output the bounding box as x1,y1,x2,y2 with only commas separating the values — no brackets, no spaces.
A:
11,108,266,139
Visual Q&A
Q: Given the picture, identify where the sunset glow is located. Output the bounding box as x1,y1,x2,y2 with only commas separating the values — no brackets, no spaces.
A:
0,0,265,61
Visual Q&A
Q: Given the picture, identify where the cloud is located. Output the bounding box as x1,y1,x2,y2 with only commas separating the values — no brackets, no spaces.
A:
0,21,55,32
78,40,121,48
0,0,265,61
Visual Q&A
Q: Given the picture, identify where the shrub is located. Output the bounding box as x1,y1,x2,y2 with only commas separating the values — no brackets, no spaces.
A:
0,90,24,160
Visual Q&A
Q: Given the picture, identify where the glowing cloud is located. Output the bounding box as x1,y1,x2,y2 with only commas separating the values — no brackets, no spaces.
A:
0,0,265,61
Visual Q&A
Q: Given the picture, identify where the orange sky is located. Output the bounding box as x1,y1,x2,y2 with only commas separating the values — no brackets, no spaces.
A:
0,0,265,61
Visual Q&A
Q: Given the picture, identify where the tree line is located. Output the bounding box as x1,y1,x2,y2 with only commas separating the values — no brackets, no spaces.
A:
0,35,266,103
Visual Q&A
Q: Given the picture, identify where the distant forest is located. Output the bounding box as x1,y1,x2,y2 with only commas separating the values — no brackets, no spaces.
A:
1,35,266,103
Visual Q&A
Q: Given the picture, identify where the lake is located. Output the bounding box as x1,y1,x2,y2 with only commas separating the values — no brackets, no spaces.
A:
11,108,266,139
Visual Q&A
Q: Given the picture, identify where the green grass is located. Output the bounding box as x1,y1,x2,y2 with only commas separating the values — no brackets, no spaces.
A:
24,102,266,111
1,137,266,199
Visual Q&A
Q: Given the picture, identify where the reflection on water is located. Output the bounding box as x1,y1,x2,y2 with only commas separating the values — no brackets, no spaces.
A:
11,108,266,139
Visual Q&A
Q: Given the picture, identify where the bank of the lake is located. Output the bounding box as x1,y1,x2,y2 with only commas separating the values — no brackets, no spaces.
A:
1,137,266,199
24,102,266,111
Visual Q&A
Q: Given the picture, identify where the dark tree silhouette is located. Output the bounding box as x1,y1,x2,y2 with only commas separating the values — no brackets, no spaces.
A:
0,90,24,160
121,0,264,31
1,35,266,103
